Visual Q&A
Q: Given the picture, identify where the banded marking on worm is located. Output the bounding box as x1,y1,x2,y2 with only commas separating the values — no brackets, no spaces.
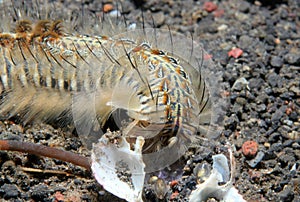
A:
0,0,226,173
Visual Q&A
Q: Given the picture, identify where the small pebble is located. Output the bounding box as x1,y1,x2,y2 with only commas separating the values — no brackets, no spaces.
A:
235,12,249,21
270,56,283,68
213,9,224,17
53,191,64,201
284,53,300,65
74,179,83,185
238,35,254,49
203,2,218,12
170,180,178,188
30,184,51,201
247,151,265,168
170,191,179,200
228,48,243,58
217,24,228,31
264,142,270,148
271,109,284,122
0,184,19,199
283,119,293,126
242,140,258,158
267,72,282,87
109,10,121,17
279,185,294,201
270,142,283,152
238,1,250,12
278,154,295,165
103,3,113,13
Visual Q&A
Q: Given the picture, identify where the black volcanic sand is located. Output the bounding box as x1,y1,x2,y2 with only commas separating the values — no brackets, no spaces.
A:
0,0,299,201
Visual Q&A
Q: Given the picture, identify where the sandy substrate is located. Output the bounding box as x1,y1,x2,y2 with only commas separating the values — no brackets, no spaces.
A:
0,0,299,201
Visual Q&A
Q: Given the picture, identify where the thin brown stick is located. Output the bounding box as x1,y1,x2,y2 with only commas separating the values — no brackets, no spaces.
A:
0,140,91,170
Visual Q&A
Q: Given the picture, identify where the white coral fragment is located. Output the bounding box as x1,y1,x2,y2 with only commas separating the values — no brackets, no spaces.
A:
232,77,250,91
189,154,246,202
91,135,145,202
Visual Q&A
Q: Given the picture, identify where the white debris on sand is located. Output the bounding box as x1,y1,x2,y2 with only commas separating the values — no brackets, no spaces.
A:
91,134,145,202
189,153,246,202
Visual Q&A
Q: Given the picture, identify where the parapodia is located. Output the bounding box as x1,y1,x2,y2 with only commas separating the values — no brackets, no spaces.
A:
0,0,223,169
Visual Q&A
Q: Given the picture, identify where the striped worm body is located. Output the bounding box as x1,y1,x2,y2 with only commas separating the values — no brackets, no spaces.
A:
0,1,219,169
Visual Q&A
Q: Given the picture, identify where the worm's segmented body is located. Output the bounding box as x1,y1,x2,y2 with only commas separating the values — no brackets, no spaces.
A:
0,20,212,153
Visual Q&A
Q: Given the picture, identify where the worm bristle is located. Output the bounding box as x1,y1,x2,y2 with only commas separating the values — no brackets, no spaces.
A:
0,0,225,157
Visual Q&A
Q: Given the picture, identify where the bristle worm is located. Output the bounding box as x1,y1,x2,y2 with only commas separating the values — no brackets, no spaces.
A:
0,0,225,173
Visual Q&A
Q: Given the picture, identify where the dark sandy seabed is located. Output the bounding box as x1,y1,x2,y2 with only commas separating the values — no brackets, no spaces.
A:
0,0,299,201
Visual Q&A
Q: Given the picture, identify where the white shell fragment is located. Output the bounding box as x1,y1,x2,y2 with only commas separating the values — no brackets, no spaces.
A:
232,77,250,91
91,134,145,202
91,134,246,202
189,153,246,202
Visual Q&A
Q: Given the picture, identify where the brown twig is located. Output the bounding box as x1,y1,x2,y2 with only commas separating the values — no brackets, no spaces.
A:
0,140,91,171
